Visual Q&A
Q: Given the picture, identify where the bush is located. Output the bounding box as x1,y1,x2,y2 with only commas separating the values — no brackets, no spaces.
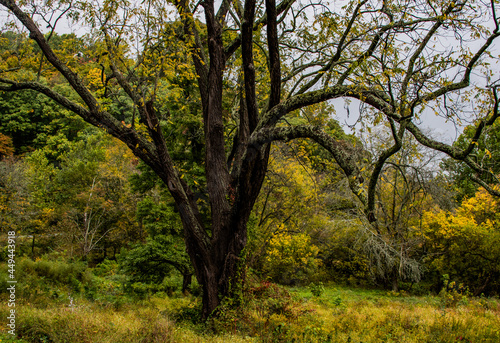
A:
309,282,325,297
264,228,321,285
93,259,119,277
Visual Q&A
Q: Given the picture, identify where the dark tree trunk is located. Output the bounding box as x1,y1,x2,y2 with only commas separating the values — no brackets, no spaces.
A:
183,166,268,318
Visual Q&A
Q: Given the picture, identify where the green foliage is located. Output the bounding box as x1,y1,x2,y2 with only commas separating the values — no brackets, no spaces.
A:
319,221,370,286
93,258,119,277
135,197,183,238
441,120,500,202
0,333,29,342
20,132,141,260
120,196,193,296
120,235,188,284
0,87,87,156
0,256,90,303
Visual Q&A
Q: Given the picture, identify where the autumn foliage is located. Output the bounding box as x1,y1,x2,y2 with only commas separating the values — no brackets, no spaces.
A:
0,132,13,158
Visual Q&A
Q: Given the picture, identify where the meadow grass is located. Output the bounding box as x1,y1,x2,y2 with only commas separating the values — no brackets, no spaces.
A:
0,284,499,343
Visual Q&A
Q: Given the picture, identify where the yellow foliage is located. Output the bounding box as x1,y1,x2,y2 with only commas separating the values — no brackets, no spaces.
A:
422,186,500,241
87,68,105,89
421,186,500,290
264,224,321,283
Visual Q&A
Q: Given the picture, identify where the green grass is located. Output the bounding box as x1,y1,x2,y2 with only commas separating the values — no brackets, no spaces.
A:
1,278,499,342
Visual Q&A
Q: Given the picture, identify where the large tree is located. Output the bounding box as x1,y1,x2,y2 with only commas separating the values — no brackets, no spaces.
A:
1,0,499,317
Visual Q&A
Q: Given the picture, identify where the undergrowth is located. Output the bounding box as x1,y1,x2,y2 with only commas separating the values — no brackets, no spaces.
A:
1,258,499,342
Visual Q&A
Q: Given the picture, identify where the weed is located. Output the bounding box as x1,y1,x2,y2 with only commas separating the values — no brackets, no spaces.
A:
309,282,325,297
439,274,470,308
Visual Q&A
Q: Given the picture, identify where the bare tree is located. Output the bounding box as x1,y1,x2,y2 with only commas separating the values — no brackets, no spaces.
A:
68,176,115,258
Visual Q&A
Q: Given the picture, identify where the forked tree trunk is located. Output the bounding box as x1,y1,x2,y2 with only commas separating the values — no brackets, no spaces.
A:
183,164,268,318
183,221,244,317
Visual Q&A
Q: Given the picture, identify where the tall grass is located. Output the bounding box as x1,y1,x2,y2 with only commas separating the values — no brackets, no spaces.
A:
0,301,257,343
1,288,499,342
1,259,499,342
206,282,500,342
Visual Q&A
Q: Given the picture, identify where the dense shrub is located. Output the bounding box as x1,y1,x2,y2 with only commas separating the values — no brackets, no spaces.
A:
264,227,321,285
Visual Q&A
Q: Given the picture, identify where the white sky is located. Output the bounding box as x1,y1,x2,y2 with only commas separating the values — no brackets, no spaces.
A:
334,98,464,143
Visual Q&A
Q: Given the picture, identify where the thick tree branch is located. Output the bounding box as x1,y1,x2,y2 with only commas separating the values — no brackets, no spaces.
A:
201,0,232,242
0,77,163,172
0,0,101,114
241,0,258,133
259,85,393,129
266,0,281,109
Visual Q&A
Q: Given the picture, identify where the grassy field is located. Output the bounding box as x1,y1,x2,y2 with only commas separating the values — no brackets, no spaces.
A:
1,282,499,343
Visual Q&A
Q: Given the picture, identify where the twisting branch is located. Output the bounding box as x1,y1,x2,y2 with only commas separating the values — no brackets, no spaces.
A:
366,118,406,228
250,125,367,207
259,84,393,130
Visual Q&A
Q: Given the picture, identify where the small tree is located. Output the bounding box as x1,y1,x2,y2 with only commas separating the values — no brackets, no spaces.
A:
121,196,194,293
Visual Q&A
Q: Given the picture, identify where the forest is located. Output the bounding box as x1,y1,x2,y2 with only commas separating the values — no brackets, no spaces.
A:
0,0,500,341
